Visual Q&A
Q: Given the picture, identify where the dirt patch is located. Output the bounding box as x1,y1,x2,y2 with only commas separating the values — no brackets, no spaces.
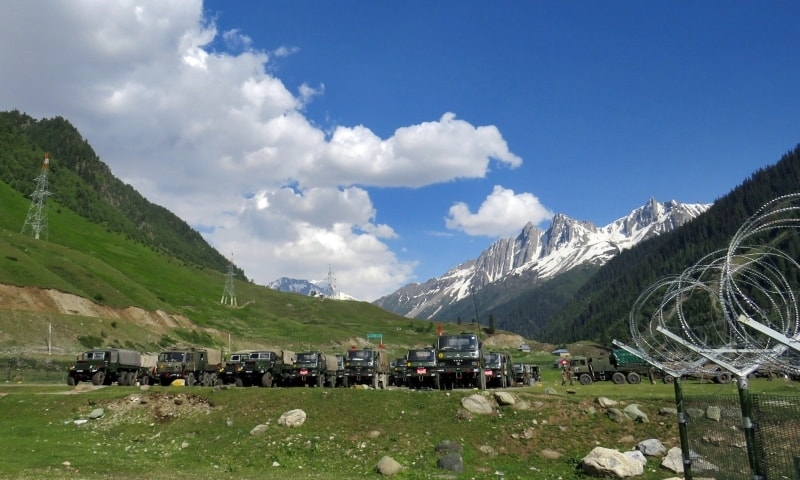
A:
102,390,216,424
0,284,193,330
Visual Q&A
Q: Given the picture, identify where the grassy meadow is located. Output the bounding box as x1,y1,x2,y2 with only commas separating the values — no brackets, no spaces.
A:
1,369,796,480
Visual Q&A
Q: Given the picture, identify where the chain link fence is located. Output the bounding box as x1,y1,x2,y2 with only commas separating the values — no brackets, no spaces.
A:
682,392,800,479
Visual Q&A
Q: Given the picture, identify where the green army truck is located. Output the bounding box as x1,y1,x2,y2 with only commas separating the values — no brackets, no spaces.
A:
237,350,293,387
435,333,485,390
389,357,407,387
569,349,668,385
483,351,513,388
287,351,328,387
155,347,222,386
404,348,438,389
218,350,252,385
67,348,152,386
343,347,389,388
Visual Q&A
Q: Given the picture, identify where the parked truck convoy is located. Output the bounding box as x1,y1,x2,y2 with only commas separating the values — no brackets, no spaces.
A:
237,350,293,387
155,347,222,386
67,348,156,386
404,348,438,389
343,347,389,388
435,333,485,390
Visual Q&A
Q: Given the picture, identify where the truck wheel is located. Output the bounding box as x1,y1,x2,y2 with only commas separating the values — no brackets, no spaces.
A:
662,374,675,384
262,372,274,388
234,378,244,388
612,372,626,384
579,373,593,385
186,372,196,386
67,375,76,386
316,374,324,388
626,372,641,384
343,376,350,388
372,375,379,389
92,371,105,386
715,372,732,384
433,375,441,390
140,375,150,386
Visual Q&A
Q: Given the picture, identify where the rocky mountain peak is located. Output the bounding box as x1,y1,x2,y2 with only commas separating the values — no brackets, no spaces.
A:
373,198,710,319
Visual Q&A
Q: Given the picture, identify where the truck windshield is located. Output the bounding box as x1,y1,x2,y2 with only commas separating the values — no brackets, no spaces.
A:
250,352,273,360
347,350,373,361
158,352,185,362
84,351,107,360
408,350,434,361
295,353,318,364
437,335,478,351
484,353,500,365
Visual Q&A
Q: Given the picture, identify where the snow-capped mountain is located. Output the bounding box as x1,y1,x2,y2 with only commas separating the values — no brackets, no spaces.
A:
373,198,710,319
267,277,355,300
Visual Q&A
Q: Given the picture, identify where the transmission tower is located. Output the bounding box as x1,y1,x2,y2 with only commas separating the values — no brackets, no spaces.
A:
21,153,53,240
326,264,337,298
220,254,237,306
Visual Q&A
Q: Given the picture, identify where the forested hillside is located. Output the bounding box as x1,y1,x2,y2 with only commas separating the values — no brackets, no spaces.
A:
0,110,242,278
542,145,800,344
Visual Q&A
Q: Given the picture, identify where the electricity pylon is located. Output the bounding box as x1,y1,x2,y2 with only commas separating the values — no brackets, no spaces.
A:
21,153,53,240
220,254,237,306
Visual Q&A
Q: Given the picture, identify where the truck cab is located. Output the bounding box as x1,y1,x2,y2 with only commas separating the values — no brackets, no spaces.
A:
435,333,484,390
405,348,438,389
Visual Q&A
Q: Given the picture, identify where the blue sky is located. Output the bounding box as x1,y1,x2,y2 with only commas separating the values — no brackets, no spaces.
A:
1,1,799,300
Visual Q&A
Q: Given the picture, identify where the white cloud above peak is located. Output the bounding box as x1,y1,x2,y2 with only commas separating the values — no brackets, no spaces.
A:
446,186,553,237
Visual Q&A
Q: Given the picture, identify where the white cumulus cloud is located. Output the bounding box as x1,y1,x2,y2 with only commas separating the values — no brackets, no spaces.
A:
446,186,553,237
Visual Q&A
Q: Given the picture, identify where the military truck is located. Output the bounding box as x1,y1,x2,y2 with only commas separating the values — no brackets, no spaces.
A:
483,351,513,388
512,363,540,386
435,333,485,390
325,354,345,388
237,349,293,387
287,351,328,387
218,350,252,385
404,348,438,389
342,347,389,388
67,348,152,386
389,357,407,387
569,349,664,385
155,347,222,386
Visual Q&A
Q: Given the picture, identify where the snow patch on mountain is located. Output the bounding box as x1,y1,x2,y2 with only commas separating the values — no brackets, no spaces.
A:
267,277,356,301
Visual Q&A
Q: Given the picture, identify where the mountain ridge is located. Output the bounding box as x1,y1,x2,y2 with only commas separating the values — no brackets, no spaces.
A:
371,198,710,320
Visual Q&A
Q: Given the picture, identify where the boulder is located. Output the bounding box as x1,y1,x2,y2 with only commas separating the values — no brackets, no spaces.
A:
661,447,684,473
460,394,494,414
277,409,307,427
437,453,464,473
596,397,619,408
375,456,402,476
622,404,648,423
636,438,666,457
250,424,268,436
493,391,515,406
581,447,644,478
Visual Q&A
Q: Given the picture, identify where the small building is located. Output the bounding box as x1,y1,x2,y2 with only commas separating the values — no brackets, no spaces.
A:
551,348,570,357
517,344,531,353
